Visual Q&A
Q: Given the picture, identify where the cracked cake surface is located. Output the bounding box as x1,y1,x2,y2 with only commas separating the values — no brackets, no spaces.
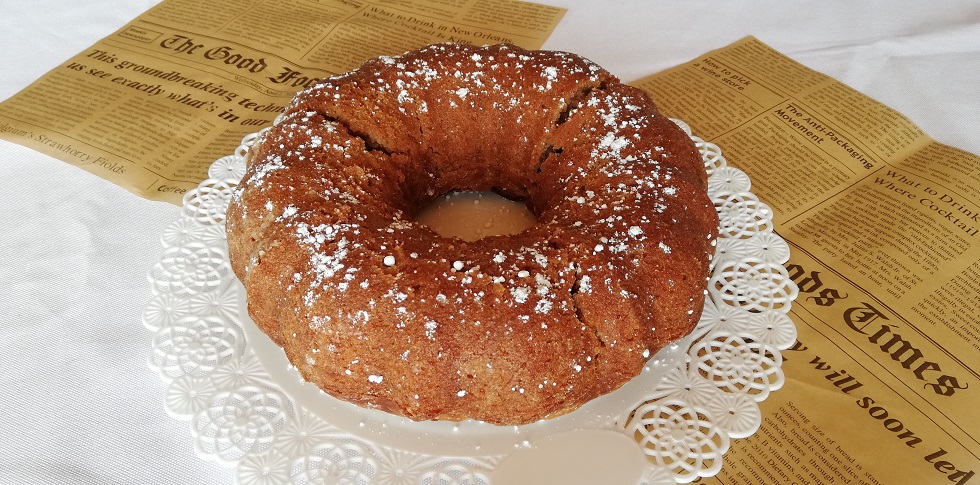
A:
225,43,718,425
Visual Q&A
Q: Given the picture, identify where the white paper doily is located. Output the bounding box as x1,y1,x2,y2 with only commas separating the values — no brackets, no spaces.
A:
144,119,798,484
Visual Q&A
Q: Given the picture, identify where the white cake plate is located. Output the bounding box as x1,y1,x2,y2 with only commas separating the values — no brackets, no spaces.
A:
144,119,799,484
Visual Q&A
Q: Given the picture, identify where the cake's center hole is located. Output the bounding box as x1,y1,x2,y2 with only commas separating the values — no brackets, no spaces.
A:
415,191,537,242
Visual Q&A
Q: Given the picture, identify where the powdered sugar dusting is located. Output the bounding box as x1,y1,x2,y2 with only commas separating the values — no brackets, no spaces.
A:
228,42,716,424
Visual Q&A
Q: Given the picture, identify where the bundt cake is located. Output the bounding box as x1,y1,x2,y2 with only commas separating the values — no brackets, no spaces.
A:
225,43,718,425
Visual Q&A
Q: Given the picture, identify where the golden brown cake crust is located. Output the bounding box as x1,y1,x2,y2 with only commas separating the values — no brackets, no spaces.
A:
225,43,718,425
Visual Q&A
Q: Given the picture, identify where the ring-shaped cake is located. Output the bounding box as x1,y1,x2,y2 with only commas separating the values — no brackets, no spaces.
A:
226,43,719,425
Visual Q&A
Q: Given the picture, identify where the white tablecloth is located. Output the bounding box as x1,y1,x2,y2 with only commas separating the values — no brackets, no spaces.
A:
2,1,978,483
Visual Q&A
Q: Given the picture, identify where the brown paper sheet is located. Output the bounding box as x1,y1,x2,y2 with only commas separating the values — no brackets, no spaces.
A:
0,0,565,205
633,37,978,484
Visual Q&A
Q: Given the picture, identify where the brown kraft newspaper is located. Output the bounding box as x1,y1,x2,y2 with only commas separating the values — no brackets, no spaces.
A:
633,36,977,485
0,0,565,204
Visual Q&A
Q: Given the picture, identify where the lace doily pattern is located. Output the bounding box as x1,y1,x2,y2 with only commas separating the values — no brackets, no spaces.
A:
144,122,797,484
